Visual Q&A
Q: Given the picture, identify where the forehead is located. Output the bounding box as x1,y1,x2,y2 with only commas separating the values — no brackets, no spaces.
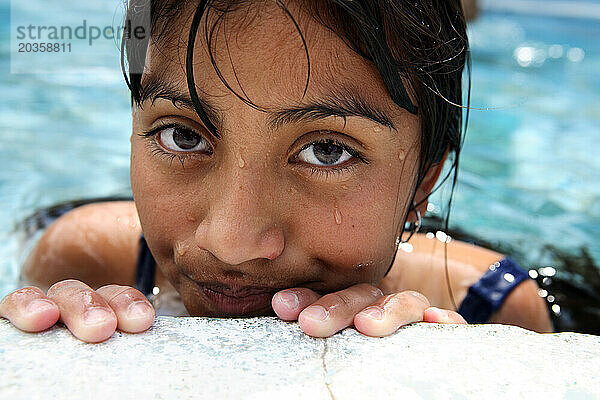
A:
141,1,403,119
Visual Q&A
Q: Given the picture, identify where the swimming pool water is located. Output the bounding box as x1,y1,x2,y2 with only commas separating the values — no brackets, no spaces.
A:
433,7,600,266
1,1,599,304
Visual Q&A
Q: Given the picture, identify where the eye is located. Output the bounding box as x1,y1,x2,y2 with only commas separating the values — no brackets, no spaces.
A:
158,126,211,153
296,139,354,167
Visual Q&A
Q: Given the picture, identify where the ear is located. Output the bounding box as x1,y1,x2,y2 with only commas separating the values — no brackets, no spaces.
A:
409,147,450,222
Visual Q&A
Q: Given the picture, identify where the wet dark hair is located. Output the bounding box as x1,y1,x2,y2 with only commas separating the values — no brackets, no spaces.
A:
122,0,470,310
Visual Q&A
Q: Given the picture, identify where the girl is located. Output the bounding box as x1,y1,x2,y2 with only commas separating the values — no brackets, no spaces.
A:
0,0,553,343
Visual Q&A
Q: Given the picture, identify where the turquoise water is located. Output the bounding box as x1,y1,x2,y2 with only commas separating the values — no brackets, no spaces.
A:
434,7,600,268
0,1,599,301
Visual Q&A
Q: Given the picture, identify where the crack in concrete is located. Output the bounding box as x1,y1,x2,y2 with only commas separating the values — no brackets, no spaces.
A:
321,339,335,400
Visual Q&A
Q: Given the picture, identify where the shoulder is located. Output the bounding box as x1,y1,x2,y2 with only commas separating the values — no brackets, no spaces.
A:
385,233,554,332
20,201,142,291
488,278,554,333
383,232,504,308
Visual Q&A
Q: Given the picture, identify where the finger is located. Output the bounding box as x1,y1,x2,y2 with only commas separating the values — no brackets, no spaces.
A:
423,307,468,324
0,286,60,332
354,290,431,337
298,283,383,338
96,285,154,333
47,280,117,343
272,288,321,321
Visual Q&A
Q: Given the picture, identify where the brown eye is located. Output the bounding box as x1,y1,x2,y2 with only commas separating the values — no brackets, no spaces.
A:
158,127,211,152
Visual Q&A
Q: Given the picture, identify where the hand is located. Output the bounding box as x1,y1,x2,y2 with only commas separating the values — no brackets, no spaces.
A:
0,280,155,343
271,283,467,337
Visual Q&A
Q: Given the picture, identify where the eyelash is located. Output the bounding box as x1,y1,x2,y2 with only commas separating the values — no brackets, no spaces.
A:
138,123,371,176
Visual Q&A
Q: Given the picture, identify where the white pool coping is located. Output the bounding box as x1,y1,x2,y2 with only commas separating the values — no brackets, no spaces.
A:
1,317,599,399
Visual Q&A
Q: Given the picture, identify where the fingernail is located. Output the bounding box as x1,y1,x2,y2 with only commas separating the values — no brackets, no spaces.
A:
407,291,428,303
83,308,111,325
275,291,299,310
126,301,152,318
302,305,329,321
26,299,55,314
359,306,384,320
428,307,447,320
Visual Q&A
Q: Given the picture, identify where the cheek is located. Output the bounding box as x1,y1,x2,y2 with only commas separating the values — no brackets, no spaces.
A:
130,139,194,259
293,173,407,281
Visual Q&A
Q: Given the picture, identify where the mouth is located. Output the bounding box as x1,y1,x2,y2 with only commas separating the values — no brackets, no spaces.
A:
196,282,283,316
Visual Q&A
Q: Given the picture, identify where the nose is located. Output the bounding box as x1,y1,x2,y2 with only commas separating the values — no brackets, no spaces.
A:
194,171,285,266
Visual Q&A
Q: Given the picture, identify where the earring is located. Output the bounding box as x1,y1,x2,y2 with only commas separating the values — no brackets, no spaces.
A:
396,205,422,246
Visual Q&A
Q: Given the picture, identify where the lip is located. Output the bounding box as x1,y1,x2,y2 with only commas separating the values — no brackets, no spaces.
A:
197,283,282,316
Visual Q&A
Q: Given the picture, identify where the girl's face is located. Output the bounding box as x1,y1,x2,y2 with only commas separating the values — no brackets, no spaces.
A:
130,2,424,317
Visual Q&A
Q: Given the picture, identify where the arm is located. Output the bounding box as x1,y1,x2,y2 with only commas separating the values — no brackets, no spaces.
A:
488,279,554,333
21,201,141,290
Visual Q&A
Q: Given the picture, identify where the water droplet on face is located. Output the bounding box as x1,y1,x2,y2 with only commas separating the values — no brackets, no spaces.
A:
355,261,371,270
334,207,342,225
398,150,406,161
175,242,188,256
238,155,246,168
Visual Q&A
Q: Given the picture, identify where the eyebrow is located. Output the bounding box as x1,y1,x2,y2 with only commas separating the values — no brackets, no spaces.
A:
269,92,397,131
138,76,398,133
139,75,224,130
